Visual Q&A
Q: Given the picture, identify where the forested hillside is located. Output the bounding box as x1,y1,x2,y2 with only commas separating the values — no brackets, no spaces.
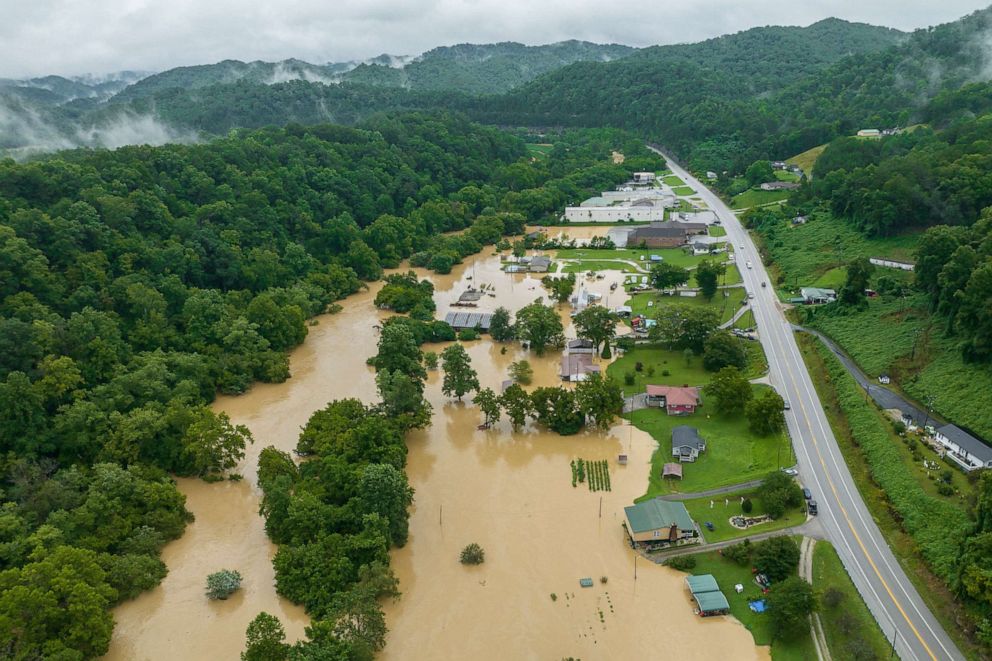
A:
342,41,633,94
110,41,632,103
478,7,992,173
0,114,654,658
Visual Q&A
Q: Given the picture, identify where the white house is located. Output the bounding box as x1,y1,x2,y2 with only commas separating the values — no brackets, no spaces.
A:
934,425,992,472
633,172,656,183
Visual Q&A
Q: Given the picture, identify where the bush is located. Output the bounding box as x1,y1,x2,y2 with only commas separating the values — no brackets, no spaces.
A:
458,328,480,341
624,371,635,386
766,576,815,639
757,471,803,519
723,539,752,566
662,369,670,377
741,497,753,514
460,543,485,565
635,361,643,372
822,586,844,609
206,569,243,600
423,351,439,370
664,555,697,571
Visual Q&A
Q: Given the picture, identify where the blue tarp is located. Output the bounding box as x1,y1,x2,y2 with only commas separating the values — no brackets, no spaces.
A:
748,600,767,613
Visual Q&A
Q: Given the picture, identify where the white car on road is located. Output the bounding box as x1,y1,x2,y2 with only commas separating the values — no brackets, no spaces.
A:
746,261,753,269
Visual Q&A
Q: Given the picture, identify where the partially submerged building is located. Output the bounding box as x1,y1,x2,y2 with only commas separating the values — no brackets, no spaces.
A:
444,311,494,332
623,498,696,547
685,574,731,617
560,352,601,382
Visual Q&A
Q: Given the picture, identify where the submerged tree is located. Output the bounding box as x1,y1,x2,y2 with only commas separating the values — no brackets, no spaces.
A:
441,343,479,400
474,387,501,428
515,298,565,355
460,543,485,565
206,569,243,600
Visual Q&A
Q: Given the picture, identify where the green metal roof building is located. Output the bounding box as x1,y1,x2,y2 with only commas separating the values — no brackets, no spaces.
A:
685,574,720,594
623,499,696,544
693,590,730,614
685,573,730,616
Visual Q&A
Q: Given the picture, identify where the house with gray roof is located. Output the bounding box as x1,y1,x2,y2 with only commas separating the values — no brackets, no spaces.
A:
443,311,494,332
935,425,992,472
529,256,551,272
672,425,705,462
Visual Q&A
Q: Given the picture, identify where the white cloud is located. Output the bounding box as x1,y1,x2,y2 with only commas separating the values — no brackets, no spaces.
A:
0,0,988,78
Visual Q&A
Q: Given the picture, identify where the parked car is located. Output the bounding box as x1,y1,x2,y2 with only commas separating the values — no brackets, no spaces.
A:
781,467,798,476
808,500,818,515
802,488,812,500
783,400,790,410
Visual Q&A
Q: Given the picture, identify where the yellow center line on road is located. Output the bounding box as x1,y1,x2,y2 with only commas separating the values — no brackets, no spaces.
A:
760,303,937,661
661,154,947,659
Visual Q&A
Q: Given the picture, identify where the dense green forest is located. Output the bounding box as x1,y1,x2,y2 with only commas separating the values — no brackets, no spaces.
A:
0,115,657,658
465,8,988,172
0,17,909,157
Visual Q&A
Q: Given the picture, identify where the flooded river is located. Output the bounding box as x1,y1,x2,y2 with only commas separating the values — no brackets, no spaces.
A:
106,229,767,660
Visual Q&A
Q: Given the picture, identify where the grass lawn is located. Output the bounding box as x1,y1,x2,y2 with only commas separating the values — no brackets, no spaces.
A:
787,144,826,174
743,341,768,378
731,188,791,209
626,287,747,324
810,266,846,290
682,489,807,543
813,541,894,660
708,225,727,237
730,308,756,330
525,143,553,158
560,259,640,274
681,550,816,660
662,174,685,186
802,291,992,441
774,170,801,183
691,262,740,287
753,211,919,290
631,394,789,498
672,185,696,196
608,345,712,394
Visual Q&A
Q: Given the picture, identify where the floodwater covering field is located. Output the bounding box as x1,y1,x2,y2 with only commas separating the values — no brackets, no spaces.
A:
105,229,767,660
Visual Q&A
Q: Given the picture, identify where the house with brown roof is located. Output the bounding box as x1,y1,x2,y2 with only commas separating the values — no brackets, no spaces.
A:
560,352,601,382
646,385,700,415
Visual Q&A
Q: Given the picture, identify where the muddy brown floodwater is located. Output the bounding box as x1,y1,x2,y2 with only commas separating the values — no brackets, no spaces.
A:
105,230,768,660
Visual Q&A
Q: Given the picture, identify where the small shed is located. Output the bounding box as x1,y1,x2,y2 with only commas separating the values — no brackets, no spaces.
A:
662,462,683,479
618,454,629,465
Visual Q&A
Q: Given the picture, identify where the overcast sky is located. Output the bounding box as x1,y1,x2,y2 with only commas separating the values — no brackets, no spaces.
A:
1,0,989,79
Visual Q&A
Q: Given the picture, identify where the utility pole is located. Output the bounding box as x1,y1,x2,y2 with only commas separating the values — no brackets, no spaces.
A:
439,505,443,527
889,623,899,659
922,394,935,430
599,496,603,519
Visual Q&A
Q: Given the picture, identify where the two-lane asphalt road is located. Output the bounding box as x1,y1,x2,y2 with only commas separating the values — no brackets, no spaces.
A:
652,148,963,661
